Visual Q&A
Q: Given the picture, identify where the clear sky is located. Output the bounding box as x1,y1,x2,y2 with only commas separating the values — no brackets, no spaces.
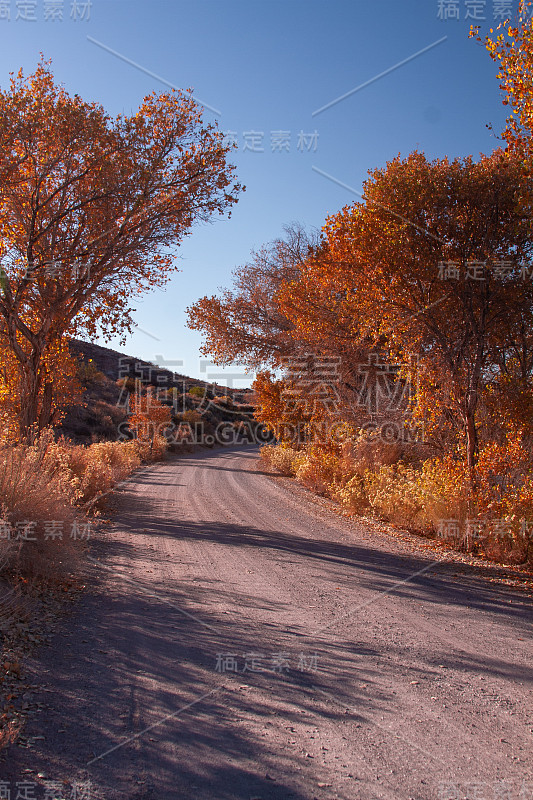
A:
0,0,518,387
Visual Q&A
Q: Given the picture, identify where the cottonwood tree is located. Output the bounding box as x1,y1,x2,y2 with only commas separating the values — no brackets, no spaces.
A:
188,224,365,445
0,334,82,440
0,60,241,440
189,223,421,445
280,150,533,475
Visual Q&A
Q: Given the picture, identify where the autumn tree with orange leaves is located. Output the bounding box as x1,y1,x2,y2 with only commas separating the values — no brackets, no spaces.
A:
280,150,533,473
190,151,533,477
128,387,173,456
186,17,533,559
187,224,380,444
0,59,241,440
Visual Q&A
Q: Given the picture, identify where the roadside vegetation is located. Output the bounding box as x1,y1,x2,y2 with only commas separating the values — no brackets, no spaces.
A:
260,439,533,566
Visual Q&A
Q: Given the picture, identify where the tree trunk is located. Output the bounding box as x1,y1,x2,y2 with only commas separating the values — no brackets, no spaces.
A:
465,407,478,523
38,380,54,430
465,409,478,471
18,355,44,443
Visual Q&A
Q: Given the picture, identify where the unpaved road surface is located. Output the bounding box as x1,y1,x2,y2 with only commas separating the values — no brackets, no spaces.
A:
2,445,532,800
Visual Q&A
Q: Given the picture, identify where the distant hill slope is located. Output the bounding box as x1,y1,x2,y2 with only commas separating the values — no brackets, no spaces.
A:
58,339,257,444
68,339,250,396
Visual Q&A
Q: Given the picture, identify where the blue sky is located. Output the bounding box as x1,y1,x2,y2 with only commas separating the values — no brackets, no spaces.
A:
0,0,517,387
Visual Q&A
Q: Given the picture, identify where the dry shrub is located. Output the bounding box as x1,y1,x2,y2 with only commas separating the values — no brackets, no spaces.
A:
260,444,303,476
180,410,203,424
290,429,472,539
174,423,197,444
64,439,141,506
473,439,533,563
264,427,533,564
132,434,168,463
0,434,79,581
336,450,533,562
342,432,404,476
292,430,406,501
414,457,470,529
364,464,424,527
328,431,405,512
295,447,349,495
363,458,469,531
0,430,167,580
331,474,370,514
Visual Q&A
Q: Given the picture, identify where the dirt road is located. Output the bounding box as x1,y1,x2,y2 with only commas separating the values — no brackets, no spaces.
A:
3,445,532,800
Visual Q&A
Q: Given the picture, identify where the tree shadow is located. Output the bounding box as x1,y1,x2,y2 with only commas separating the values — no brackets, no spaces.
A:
3,446,531,799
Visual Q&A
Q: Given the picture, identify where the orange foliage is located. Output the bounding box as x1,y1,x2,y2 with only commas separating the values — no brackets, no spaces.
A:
0,335,81,441
472,2,533,155
252,370,311,446
187,225,314,369
128,387,172,455
0,58,241,439
277,150,533,472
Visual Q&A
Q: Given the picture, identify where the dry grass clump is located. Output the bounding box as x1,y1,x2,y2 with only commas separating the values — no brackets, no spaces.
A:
330,475,371,515
363,458,469,532
0,429,169,582
295,447,352,495
63,439,141,506
0,426,171,753
341,434,404,476
0,433,79,582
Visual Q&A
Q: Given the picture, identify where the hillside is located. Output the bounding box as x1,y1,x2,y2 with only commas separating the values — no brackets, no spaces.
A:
58,339,258,445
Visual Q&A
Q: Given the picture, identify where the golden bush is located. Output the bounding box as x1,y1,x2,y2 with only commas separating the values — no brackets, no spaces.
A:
260,444,304,476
